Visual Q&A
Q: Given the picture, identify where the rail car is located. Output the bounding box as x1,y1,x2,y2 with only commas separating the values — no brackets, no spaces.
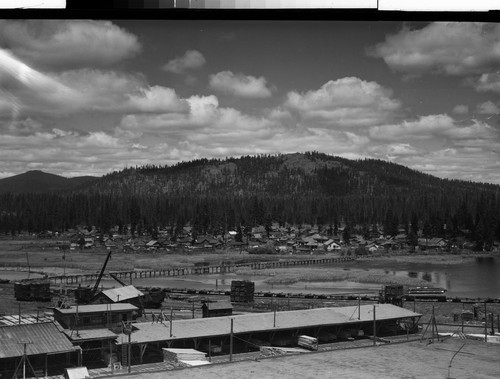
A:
405,287,447,302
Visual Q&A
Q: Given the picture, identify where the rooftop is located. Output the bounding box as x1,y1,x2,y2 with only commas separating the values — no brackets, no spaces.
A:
63,328,118,342
98,285,144,302
0,322,78,358
54,303,138,315
116,304,420,345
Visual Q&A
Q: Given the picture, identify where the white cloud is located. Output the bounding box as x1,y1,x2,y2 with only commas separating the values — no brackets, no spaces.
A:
126,86,190,113
0,126,169,177
477,100,500,115
369,114,455,141
209,71,273,98
285,77,401,128
0,20,141,68
162,50,206,74
371,22,500,76
474,73,500,93
452,104,469,114
369,143,420,158
0,51,190,119
0,49,84,115
369,114,498,144
398,147,500,184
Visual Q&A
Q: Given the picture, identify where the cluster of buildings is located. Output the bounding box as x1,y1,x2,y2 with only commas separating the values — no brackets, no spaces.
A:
0,299,421,378
31,223,486,255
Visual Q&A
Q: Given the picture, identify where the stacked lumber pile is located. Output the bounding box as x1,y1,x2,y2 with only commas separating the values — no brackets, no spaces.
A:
259,347,309,357
162,348,211,366
230,280,255,303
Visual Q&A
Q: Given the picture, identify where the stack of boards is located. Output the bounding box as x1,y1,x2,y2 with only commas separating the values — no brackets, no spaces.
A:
230,280,255,303
162,348,211,367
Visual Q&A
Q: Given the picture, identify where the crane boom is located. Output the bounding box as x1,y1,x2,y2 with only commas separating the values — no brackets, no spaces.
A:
109,272,127,286
92,250,112,294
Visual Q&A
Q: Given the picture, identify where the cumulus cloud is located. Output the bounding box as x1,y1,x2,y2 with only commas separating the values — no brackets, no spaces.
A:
126,86,190,113
371,22,500,76
209,71,273,98
369,114,498,144
0,49,84,115
369,114,455,141
162,50,206,74
0,51,190,119
285,77,401,128
452,105,469,114
398,147,500,184
116,91,375,164
0,20,141,68
474,73,500,93
0,127,153,177
477,101,500,115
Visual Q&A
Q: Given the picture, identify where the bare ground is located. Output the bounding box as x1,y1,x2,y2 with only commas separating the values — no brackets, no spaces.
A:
115,337,500,379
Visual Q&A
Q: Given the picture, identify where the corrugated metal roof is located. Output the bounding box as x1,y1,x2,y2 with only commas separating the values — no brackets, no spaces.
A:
98,285,144,302
0,313,53,327
116,304,420,345
55,303,138,315
63,328,118,341
0,322,78,358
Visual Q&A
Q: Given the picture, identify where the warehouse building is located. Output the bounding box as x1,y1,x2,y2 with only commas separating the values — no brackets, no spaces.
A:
0,322,81,378
113,304,421,366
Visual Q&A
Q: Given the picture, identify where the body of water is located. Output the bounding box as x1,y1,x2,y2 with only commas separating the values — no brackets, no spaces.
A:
347,256,500,299
1,257,498,299
116,257,500,299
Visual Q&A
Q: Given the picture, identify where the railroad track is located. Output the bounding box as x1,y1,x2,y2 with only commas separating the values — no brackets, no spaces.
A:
136,286,500,304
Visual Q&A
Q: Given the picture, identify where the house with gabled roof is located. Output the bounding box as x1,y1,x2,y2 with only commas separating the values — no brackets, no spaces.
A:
324,239,341,251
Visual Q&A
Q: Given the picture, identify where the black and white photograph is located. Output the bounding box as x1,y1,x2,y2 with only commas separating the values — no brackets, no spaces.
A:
0,6,499,379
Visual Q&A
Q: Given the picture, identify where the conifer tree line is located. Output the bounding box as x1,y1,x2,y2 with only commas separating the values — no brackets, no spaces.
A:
0,152,499,250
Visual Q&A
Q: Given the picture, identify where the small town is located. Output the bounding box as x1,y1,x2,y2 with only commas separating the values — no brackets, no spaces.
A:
26,222,492,256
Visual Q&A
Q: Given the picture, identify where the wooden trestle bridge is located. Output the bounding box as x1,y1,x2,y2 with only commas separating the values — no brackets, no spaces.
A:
47,256,354,285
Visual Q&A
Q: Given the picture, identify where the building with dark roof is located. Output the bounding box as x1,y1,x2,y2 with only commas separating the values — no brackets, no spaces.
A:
201,301,233,318
0,322,80,378
53,303,138,330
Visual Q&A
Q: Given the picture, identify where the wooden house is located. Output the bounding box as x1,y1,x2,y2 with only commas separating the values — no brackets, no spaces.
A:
201,302,233,318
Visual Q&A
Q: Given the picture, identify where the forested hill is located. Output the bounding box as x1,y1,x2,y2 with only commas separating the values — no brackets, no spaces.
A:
0,152,499,246
88,152,498,198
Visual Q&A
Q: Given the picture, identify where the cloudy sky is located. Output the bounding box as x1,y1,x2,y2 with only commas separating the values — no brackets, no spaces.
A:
0,19,500,183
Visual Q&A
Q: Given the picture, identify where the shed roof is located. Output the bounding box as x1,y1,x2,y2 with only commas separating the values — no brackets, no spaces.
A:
97,285,144,302
203,302,233,311
55,303,138,315
63,328,118,342
116,304,420,345
0,322,78,358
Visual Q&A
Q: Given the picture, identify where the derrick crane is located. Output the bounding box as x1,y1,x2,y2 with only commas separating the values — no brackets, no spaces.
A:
74,250,112,304
109,272,127,286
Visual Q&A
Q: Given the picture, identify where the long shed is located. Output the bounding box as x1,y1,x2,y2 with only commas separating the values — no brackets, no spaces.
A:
0,322,80,378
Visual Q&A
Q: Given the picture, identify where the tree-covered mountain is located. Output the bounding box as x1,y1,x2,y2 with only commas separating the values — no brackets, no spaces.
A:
0,152,499,249
0,170,96,194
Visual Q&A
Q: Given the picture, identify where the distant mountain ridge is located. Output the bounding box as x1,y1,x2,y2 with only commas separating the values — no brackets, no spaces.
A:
0,170,96,193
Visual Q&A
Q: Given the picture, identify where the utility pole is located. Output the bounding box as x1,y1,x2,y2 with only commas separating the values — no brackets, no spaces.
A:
128,328,131,373
273,304,277,327
230,318,234,362
373,305,376,346
484,301,487,343
358,296,361,320
13,341,36,379
170,307,173,337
